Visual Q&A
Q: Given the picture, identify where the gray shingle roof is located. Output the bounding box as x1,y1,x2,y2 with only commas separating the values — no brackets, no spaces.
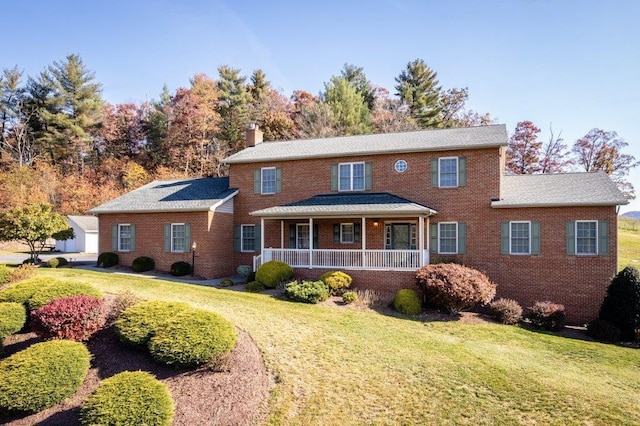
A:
492,171,628,208
225,124,508,164
68,215,98,232
250,193,437,218
89,177,238,214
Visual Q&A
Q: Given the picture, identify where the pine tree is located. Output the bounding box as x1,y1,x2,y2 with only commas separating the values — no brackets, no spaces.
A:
340,63,376,112
216,65,251,152
395,59,442,129
323,76,371,135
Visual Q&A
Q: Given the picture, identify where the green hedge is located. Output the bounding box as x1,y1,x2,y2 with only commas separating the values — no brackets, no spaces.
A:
0,277,55,305
393,289,422,315
255,260,294,289
27,281,102,311
114,301,192,347
0,302,26,337
284,280,329,304
0,340,90,413
246,280,265,293
97,252,119,268
80,371,174,426
132,256,155,273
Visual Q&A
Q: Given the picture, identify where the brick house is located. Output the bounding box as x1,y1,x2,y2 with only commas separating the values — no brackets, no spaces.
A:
92,124,627,322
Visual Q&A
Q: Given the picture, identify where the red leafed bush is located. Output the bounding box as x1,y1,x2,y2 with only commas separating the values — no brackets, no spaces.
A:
527,301,566,331
415,263,497,314
31,295,106,341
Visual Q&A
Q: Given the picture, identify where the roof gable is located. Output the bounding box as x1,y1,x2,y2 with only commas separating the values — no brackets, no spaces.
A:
68,215,98,232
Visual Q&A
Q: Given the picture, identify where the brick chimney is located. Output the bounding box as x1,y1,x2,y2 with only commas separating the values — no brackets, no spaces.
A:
245,123,263,148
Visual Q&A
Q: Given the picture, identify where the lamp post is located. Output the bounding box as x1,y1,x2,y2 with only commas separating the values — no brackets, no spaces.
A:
191,241,197,277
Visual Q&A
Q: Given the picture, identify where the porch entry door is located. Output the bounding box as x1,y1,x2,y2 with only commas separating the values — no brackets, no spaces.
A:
385,223,417,250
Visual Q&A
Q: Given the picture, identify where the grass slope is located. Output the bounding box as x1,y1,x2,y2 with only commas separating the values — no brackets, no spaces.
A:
619,217,640,270
36,268,640,425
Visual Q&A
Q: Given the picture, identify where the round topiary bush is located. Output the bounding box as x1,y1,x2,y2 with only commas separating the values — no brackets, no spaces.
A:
488,298,523,325
148,308,238,367
0,277,56,305
319,270,353,295
27,281,102,311
598,266,640,340
255,260,294,289
342,291,358,305
236,265,252,277
97,252,119,268
31,295,106,341
45,257,60,268
0,340,90,414
393,289,422,315
246,281,265,293
115,301,192,347
170,261,192,276
80,371,174,426
132,256,155,273
284,280,329,304
0,302,27,337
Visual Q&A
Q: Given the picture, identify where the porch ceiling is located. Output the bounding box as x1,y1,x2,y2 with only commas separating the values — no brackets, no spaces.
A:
250,192,437,218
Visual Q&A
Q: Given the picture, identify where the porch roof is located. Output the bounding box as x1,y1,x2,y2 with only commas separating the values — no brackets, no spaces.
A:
250,192,437,218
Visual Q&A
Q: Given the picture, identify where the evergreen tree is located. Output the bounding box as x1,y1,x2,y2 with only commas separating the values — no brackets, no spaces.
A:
395,59,442,129
340,63,376,111
142,85,172,170
598,266,640,340
216,65,251,152
323,76,371,135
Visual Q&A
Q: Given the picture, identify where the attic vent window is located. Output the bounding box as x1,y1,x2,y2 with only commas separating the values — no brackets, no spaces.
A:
394,160,408,173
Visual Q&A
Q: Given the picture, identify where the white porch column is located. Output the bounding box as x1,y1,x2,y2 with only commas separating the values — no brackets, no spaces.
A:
361,216,366,269
261,218,265,254
280,220,284,248
424,216,430,265
309,217,313,269
418,216,424,266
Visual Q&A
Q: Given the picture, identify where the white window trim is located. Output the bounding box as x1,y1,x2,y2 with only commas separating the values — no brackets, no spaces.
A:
438,156,459,188
576,220,598,255
118,224,131,252
338,162,365,192
261,167,276,195
340,223,355,244
438,222,458,254
171,223,186,253
509,221,531,255
394,159,408,173
240,224,256,252
296,223,310,249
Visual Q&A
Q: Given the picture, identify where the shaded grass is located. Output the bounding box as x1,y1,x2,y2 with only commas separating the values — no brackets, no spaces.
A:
35,268,640,425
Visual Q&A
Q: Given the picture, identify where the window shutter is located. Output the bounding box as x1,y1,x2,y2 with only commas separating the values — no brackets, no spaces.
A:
164,224,171,252
275,167,282,193
354,223,361,242
457,222,466,254
333,224,340,242
566,221,575,255
331,164,338,191
130,225,136,252
313,224,319,249
531,222,540,254
233,225,241,252
365,162,373,190
501,222,509,254
254,225,261,252
598,221,609,255
430,159,438,187
254,169,261,194
289,224,296,248
184,224,191,252
430,223,438,253
111,225,118,251
458,157,467,187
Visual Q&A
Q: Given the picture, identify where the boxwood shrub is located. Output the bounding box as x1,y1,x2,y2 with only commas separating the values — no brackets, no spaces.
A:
0,340,90,413
81,371,174,426
319,270,353,295
170,261,192,276
284,280,329,304
132,256,155,273
342,291,358,304
0,302,27,337
246,280,265,293
31,295,106,341
393,289,422,315
0,277,56,305
97,251,119,268
45,257,69,268
115,301,192,347
256,260,294,289
27,281,102,311
148,308,238,367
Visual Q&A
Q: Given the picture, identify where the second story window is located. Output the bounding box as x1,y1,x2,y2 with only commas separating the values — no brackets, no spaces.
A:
439,157,458,187
576,221,597,255
254,167,282,195
261,167,276,194
339,162,365,191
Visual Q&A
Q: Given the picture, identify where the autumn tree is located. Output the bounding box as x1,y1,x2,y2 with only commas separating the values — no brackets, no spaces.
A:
247,70,294,141
323,76,371,135
294,102,338,139
506,121,543,174
395,59,442,129
438,87,493,128
539,126,571,173
99,103,147,162
370,87,418,133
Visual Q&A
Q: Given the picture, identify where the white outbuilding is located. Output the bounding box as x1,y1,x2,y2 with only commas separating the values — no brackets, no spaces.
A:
55,215,99,253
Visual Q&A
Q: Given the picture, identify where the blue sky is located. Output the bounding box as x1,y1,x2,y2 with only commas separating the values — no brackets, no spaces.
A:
5,0,639,212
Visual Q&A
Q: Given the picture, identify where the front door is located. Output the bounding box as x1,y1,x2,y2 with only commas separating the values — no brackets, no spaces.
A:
385,223,416,250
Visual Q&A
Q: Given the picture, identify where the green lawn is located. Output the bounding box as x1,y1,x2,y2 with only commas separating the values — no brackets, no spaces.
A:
619,217,640,270
35,267,640,425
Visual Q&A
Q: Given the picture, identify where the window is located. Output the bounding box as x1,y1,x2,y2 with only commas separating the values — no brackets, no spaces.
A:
239,225,256,252
576,221,597,255
510,222,530,254
438,223,458,254
296,224,310,249
439,157,458,187
340,223,354,243
394,159,407,173
171,223,187,252
261,167,276,194
118,224,132,251
339,162,365,191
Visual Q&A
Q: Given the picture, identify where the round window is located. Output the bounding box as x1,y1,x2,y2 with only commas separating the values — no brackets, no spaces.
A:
394,159,408,173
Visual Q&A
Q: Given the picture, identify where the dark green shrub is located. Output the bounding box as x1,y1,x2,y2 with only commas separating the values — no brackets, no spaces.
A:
256,260,294,289
148,308,237,367
247,271,256,282
45,257,60,268
170,261,192,276
219,277,235,287
27,281,102,311
31,295,106,341
488,298,523,325
0,277,55,305
246,281,265,293
0,264,10,285
0,302,26,337
393,289,422,315
342,291,358,304
587,318,621,343
528,301,566,331
415,263,497,314
0,340,90,413
97,251,119,268
598,266,640,340
56,256,69,266
284,280,329,304
81,371,174,426
115,300,191,347
319,270,353,295
132,256,155,273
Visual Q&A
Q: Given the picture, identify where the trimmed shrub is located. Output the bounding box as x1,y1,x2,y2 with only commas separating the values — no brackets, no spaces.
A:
319,270,353,295
27,281,102,311
587,318,621,343
132,256,155,273
528,301,566,331
415,263,497,314
0,264,10,285
7,263,36,283
0,302,27,337
393,289,422,315
81,371,174,426
45,257,60,268
246,281,265,293
256,260,294,289
81,372,173,426
236,265,252,277
342,291,358,304
284,280,329,304
220,277,235,287
598,266,640,340
97,251,119,268
488,298,523,325
107,290,143,323
0,340,90,413
148,308,238,367
247,271,256,282
31,295,106,341
170,261,192,276
0,277,55,305
115,300,192,347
